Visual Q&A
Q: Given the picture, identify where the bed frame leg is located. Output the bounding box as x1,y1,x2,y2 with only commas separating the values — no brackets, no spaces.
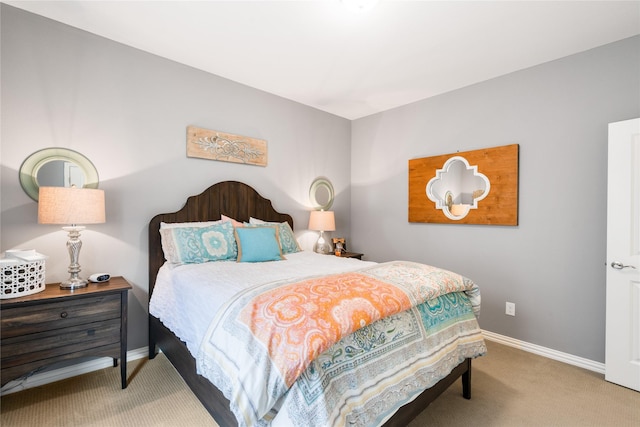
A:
149,315,158,359
149,343,157,359
462,359,471,399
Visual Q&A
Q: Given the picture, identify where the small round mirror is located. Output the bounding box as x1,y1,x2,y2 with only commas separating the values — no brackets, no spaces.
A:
309,177,334,210
19,148,99,201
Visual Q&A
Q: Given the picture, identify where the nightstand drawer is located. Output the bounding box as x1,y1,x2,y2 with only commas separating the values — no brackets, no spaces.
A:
1,318,121,368
0,294,121,339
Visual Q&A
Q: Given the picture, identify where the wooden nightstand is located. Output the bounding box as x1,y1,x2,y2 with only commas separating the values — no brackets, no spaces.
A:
335,251,364,260
1,276,131,389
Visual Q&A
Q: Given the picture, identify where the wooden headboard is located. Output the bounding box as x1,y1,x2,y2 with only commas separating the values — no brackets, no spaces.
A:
148,181,294,296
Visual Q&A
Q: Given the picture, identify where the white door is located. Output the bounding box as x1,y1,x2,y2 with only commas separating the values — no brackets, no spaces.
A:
605,118,640,391
64,162,84,188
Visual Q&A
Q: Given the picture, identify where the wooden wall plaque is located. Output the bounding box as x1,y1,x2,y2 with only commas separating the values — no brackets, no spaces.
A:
187,126,267,166
409,144,519,225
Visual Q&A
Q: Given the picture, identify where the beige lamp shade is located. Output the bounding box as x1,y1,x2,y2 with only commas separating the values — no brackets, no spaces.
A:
38,187,106,225
308,210,335,231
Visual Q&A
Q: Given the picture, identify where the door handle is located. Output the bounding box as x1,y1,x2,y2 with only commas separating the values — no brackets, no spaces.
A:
611,261,637,270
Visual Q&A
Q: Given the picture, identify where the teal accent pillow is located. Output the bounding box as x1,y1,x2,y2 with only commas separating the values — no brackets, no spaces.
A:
235,226,284,263
160,221,237,266
248,218,301,254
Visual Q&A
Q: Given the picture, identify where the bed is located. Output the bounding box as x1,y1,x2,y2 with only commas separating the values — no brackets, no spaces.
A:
148,181,486,427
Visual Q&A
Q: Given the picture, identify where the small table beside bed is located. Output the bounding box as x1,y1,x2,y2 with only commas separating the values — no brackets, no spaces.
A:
148,181,486,427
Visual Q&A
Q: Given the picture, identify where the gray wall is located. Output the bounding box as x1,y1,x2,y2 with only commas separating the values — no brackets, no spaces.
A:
350,35,640,363
0,5,353,350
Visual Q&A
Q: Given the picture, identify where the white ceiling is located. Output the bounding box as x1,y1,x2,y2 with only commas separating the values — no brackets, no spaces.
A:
4,1,640,120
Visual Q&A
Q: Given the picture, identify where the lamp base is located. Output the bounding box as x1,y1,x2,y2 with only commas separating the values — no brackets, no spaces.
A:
313,243,333,254
61,225,88,290
313,231,333,255
60,277,88,290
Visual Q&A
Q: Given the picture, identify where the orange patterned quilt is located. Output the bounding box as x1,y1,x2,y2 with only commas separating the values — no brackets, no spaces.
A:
238,272,412,387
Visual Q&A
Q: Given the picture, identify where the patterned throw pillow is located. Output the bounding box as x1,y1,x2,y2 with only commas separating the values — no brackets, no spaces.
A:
248,217,301,254
160,221,237,266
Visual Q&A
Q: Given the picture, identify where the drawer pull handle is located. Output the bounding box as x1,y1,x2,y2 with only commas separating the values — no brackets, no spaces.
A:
60,312,68,319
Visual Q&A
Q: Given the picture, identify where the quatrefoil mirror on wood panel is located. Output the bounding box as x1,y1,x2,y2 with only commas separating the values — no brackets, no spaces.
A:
409,144,519,225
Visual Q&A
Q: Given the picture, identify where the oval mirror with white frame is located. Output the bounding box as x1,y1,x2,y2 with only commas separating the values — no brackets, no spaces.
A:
19,148,99,201
426,156,490,220
309,177,334,210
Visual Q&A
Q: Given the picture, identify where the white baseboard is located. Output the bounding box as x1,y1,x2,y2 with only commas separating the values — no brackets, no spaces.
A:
482,330,605,374
1,347,149,396
1,333,605,396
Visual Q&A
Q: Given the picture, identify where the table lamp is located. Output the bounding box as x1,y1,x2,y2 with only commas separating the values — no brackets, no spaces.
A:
38,186,105,289
308,210,335,254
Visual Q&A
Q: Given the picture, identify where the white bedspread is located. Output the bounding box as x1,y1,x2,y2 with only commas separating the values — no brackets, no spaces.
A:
149,251,376,355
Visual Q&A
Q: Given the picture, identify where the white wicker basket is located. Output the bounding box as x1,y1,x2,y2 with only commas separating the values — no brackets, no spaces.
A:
1,252,47,299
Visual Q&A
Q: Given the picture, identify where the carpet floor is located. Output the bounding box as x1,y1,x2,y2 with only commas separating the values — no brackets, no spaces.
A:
1,340,638,426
